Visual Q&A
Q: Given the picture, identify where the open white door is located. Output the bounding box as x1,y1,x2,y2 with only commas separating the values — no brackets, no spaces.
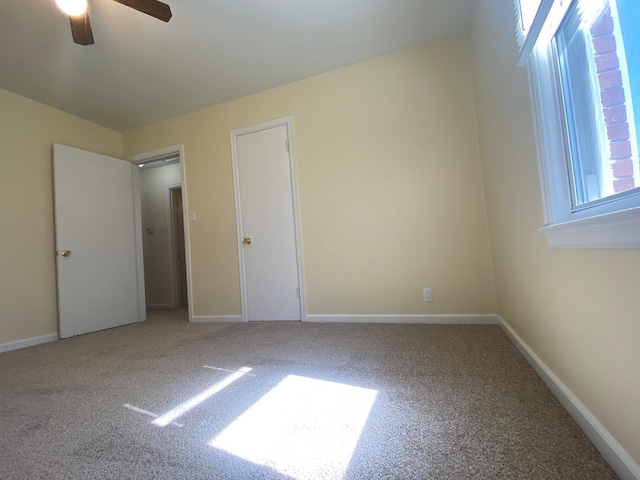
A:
53,144,144,338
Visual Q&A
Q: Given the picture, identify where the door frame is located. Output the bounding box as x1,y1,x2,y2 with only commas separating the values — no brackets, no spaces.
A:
230,116,307,322
127,144,193,320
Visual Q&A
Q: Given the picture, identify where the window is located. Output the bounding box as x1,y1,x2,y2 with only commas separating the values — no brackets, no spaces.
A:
517,0,640,248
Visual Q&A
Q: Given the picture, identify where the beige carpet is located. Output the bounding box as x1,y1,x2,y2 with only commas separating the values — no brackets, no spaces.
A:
0,309,617,479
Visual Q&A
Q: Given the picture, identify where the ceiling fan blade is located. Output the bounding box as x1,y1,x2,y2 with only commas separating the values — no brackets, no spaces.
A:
112,0,173,22
69,11,95,45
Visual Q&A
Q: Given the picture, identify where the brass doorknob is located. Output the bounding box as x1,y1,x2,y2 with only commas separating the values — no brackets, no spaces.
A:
60,250,72,257
243,237,252,245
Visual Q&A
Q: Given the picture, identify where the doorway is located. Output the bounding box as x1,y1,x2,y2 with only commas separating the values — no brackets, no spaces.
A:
133,147,190,315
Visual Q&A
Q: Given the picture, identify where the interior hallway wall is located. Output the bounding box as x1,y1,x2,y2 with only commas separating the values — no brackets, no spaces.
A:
123,36,497,318
0,87,122,345
470,0,640,465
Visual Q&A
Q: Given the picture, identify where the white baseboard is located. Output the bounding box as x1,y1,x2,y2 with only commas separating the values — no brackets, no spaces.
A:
499,316,640,480
0,333,59,354
190,315,243,323
304,314,499,324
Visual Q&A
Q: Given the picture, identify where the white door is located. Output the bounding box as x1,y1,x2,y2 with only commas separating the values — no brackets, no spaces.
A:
54,144,143,338
235,123,301,321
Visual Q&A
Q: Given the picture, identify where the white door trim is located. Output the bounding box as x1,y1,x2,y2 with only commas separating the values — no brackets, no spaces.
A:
230,117,307,322
127,144,193,321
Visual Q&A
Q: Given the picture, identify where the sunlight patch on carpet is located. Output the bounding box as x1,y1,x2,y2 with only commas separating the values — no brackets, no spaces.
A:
209,375,378,480
152,367,253,427
123,403,184,427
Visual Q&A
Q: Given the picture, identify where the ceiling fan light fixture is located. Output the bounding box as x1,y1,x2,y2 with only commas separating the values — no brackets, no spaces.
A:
55,0,88,17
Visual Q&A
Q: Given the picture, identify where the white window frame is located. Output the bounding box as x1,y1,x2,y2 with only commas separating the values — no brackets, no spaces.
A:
517,0,640,248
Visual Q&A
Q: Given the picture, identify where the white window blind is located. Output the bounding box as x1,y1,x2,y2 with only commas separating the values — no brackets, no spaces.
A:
516,0,572,66
516,0,543,37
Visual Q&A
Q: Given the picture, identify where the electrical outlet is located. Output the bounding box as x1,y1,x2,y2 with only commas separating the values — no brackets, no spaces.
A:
423,288,432,303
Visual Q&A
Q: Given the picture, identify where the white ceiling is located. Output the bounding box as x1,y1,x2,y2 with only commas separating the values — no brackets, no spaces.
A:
0,0,474,131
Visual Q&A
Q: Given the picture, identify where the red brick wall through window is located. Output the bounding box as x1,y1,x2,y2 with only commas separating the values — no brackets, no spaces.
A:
591,4,635,192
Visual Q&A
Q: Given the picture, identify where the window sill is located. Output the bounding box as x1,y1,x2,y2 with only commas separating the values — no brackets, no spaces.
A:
539,207,640,249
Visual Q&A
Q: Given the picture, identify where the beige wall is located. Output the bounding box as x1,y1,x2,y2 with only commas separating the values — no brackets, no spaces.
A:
123,37,496,317
0,88,122,344
470,0,640,465
140,163,182,306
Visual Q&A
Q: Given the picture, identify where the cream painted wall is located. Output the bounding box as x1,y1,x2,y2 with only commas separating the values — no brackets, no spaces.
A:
0,87,122,344
470,0,640,466
123,37,496,318
140,163,182,306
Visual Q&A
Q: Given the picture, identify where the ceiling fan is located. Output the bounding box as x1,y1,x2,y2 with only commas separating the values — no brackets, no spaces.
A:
54,0,172,46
